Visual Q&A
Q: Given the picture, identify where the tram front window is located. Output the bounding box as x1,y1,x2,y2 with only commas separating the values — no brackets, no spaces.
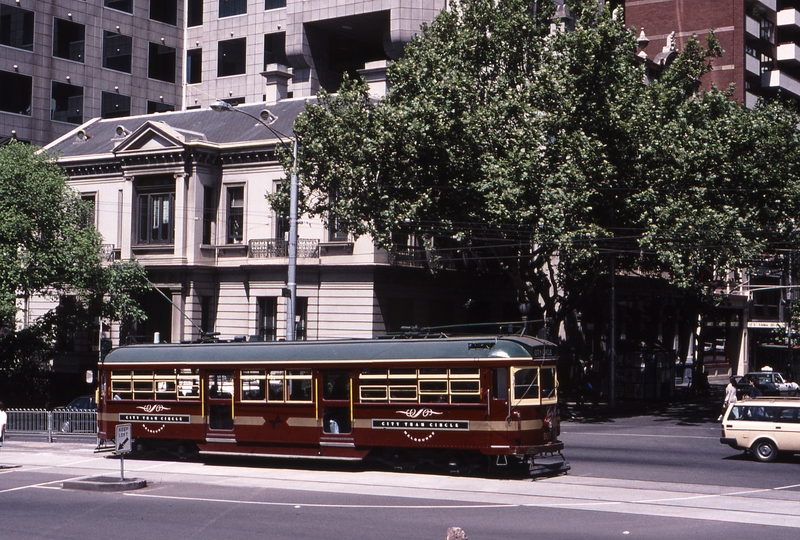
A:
513,368,539,400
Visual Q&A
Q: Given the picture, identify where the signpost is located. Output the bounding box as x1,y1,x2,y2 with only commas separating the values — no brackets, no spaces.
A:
115,423,132,481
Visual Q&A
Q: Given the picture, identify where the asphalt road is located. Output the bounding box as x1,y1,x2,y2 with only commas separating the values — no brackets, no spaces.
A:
1,406,798,540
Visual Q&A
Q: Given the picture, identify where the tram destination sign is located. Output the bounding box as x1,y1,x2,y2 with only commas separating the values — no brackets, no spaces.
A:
119,413,190,423
372,419,469,431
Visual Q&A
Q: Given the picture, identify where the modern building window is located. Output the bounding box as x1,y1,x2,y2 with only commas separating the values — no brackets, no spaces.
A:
136,176,175,245
103,31,133,73
150,0,177,26
101,91,131,118
149,42,176,83
51,82,83,124
147,100,174,114
104,0,133,14
257,297,277,341
263,32,287,68
0,70,32,115
0,4,34,51
202,186,215,245
218,38,246,76
187,0,203,27
220,0,246,17
187,48,202,84
226,186,244,244
265,0,287,10
53,18,85,62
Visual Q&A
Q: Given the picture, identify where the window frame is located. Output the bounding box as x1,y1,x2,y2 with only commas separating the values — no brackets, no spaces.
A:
0,4,34,52
52,17,85,63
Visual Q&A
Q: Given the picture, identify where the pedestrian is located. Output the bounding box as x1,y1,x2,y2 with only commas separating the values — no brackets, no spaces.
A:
719,377,738,422
747,379,762,399
0,402,7,448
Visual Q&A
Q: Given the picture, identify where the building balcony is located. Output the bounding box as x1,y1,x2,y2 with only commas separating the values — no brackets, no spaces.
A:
746,53,761,75
749,0,776,12
247,238,319,259
777,42,800,64
762,69,800,97
777,8,800,31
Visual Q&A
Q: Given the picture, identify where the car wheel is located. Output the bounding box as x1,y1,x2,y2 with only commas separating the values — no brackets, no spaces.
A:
752,440,778,463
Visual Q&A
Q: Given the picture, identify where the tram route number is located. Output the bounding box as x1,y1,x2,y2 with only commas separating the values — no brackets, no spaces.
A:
115,423,132,454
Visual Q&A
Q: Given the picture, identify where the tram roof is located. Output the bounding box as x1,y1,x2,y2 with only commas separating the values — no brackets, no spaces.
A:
103,335,556,365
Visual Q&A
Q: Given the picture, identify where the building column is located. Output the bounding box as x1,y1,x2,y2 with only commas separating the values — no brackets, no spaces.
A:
121,176,134,259
174,173,188,259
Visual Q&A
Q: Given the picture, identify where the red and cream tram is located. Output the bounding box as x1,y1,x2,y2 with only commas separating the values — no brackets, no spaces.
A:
97,335,569,476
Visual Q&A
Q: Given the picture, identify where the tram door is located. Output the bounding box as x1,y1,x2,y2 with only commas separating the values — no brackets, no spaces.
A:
205,371,235,440
319,371,352,435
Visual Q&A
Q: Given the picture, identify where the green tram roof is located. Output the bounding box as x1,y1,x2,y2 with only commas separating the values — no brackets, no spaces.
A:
103,335,557,366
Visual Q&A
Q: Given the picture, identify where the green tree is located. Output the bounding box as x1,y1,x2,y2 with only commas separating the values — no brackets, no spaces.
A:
279,0,800,355
0,140,149,404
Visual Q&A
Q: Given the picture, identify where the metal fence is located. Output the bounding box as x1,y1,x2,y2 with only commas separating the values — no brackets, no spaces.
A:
6,408,97,442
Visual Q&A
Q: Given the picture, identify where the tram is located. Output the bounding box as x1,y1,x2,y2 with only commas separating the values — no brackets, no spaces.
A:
96,335,569,476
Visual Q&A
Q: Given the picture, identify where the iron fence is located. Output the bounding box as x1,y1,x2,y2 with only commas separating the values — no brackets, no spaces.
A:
6,408,97,442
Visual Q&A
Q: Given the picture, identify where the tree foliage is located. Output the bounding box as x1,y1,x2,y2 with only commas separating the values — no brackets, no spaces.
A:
280,0,800,340
0,140,150,404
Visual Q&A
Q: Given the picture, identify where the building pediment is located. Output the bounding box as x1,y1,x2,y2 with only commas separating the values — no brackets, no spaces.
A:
113,121,189,156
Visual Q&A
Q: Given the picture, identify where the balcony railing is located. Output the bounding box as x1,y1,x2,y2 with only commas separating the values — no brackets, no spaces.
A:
389,246,452,270
248,238,320,259
100,244,120,262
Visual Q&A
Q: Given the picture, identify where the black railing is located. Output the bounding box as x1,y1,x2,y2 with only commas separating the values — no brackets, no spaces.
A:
248,238,319,258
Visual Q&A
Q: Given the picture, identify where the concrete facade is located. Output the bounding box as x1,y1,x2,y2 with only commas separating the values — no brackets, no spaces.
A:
1,0,445,147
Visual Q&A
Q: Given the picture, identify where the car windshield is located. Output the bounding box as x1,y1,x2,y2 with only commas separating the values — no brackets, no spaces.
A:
774,373,785,383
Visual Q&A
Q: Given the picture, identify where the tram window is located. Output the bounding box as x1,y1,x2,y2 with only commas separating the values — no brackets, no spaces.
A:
155,380,177,400
323,372,350,400
242,371,266,401
420,380,448,393
389,386,417,400
419,367,447,377
450,380,480,403
513,368,539,400
286,370,312,402
111,380,132,400
360,385,387,400
178,369,200,397
209,404,234,430
492,368,508,400
208,373,234,398
267,375,284,401
540,367,557,402
389,368,416,377
450,367,480,377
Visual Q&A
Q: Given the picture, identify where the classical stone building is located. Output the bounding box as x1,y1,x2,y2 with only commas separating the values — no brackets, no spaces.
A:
36,100,518,349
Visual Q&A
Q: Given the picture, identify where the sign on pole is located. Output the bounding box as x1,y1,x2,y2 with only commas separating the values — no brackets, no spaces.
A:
115,423,132,454
115,423,132,482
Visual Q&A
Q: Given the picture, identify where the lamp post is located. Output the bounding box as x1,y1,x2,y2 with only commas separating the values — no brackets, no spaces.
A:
210,100,299,340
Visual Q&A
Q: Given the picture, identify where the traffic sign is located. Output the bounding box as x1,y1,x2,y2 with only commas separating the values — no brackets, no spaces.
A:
115,423,132,454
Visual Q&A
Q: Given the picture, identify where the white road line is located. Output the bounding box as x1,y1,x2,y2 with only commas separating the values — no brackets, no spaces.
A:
0,476,85,494
124,492,515,509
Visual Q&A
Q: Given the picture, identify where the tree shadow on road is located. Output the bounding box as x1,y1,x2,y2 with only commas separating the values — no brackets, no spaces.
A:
561,385,724,426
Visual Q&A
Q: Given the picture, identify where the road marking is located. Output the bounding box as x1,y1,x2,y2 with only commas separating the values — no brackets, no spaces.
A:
0,476,84,494
124,492,515,509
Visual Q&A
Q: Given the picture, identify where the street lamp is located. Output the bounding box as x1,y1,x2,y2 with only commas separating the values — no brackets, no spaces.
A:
210,100,299,340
